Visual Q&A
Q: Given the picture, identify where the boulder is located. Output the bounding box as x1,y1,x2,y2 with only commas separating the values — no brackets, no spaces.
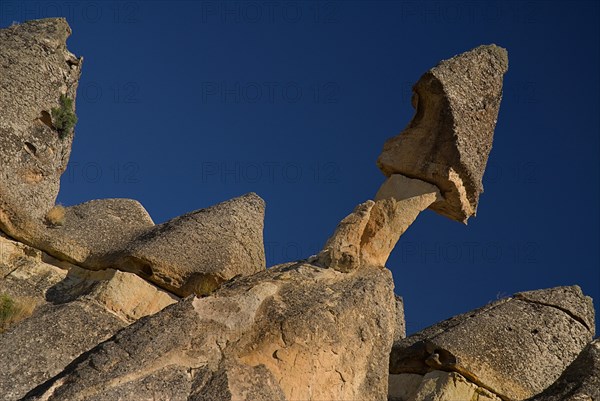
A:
0,18,82,241
34,198,155,269
23,262,396,401
527,338,600,401
390,286,595,400
111,193,266,297
377,45,508,223
318,176,440,272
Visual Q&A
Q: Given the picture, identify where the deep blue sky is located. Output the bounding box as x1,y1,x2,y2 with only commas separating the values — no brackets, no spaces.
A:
2,1,598,334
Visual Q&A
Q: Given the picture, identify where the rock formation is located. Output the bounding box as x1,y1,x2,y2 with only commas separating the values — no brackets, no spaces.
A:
377,45,508,223
110,192,266,297
0,18,597,401
389,286,595,400
0,18,82,244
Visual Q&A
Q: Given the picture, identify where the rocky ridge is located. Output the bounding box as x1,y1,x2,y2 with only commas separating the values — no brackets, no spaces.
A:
0,18,597,401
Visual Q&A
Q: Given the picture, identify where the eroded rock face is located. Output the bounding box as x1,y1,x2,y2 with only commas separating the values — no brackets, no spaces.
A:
390,286,595,400
23,262,396,401
0,18,82,241
29,198,155,269
318,175,440,272
111,193,266,297
0,233,178,401
389,371,501,401
527,338,600,401
377,45,508,223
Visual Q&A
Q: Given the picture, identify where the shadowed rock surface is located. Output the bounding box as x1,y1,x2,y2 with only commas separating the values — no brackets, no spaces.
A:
390,286,595,400
0,18,82,243
377,45,508,223
527,338,600,401
110,193,266,297
23,263,396,401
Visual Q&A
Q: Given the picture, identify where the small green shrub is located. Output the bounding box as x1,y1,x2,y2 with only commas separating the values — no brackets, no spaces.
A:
51,94,78,139
0,293,34,333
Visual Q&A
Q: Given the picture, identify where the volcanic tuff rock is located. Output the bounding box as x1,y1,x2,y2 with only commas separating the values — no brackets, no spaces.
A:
110,193,266,297
389,371,501,401
0,233,177,401
2,18,598,401
527,338,600,401
27,198,155,269
22,262,396,401
0,18,82,243
390,286,595,400
318,175,440,272
377,44,508,223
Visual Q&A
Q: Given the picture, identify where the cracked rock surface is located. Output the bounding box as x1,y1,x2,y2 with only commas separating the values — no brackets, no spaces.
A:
390,286,595,401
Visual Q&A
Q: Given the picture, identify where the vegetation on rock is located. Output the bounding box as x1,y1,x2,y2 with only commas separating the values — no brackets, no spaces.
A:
51,94,77,139
0,294,34,333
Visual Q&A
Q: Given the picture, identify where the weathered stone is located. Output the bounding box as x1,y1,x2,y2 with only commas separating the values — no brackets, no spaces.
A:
0,300,125,401
1,231,176,323
110,193,266,297
0,18,82,242
376,174,442,203
377,44,508,223
388,373,423,401
50,266,178,322
527,338,600,401
390,286,595,400
24,262,396,401
318,178,439,272
189,362,287,401
390,371,501,401
394,294,406,343
3,197,155,275
1,233,67,302
27,198,155,269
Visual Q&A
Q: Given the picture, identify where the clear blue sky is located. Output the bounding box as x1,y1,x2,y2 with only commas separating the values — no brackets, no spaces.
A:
2,1,598,334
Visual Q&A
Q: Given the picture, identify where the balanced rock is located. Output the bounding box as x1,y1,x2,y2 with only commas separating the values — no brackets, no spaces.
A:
527,338,600,401
318,175,440,272
390,286,595,400
0,18,82,242
377,45,508,223
23,262,396,401
111,193,266,296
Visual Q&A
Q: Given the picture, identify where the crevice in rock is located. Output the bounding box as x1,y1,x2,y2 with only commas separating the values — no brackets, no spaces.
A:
515,295,592,332
39,110,54,129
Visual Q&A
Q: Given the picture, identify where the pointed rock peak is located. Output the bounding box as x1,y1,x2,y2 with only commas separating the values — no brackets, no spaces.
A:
377,44,508,223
